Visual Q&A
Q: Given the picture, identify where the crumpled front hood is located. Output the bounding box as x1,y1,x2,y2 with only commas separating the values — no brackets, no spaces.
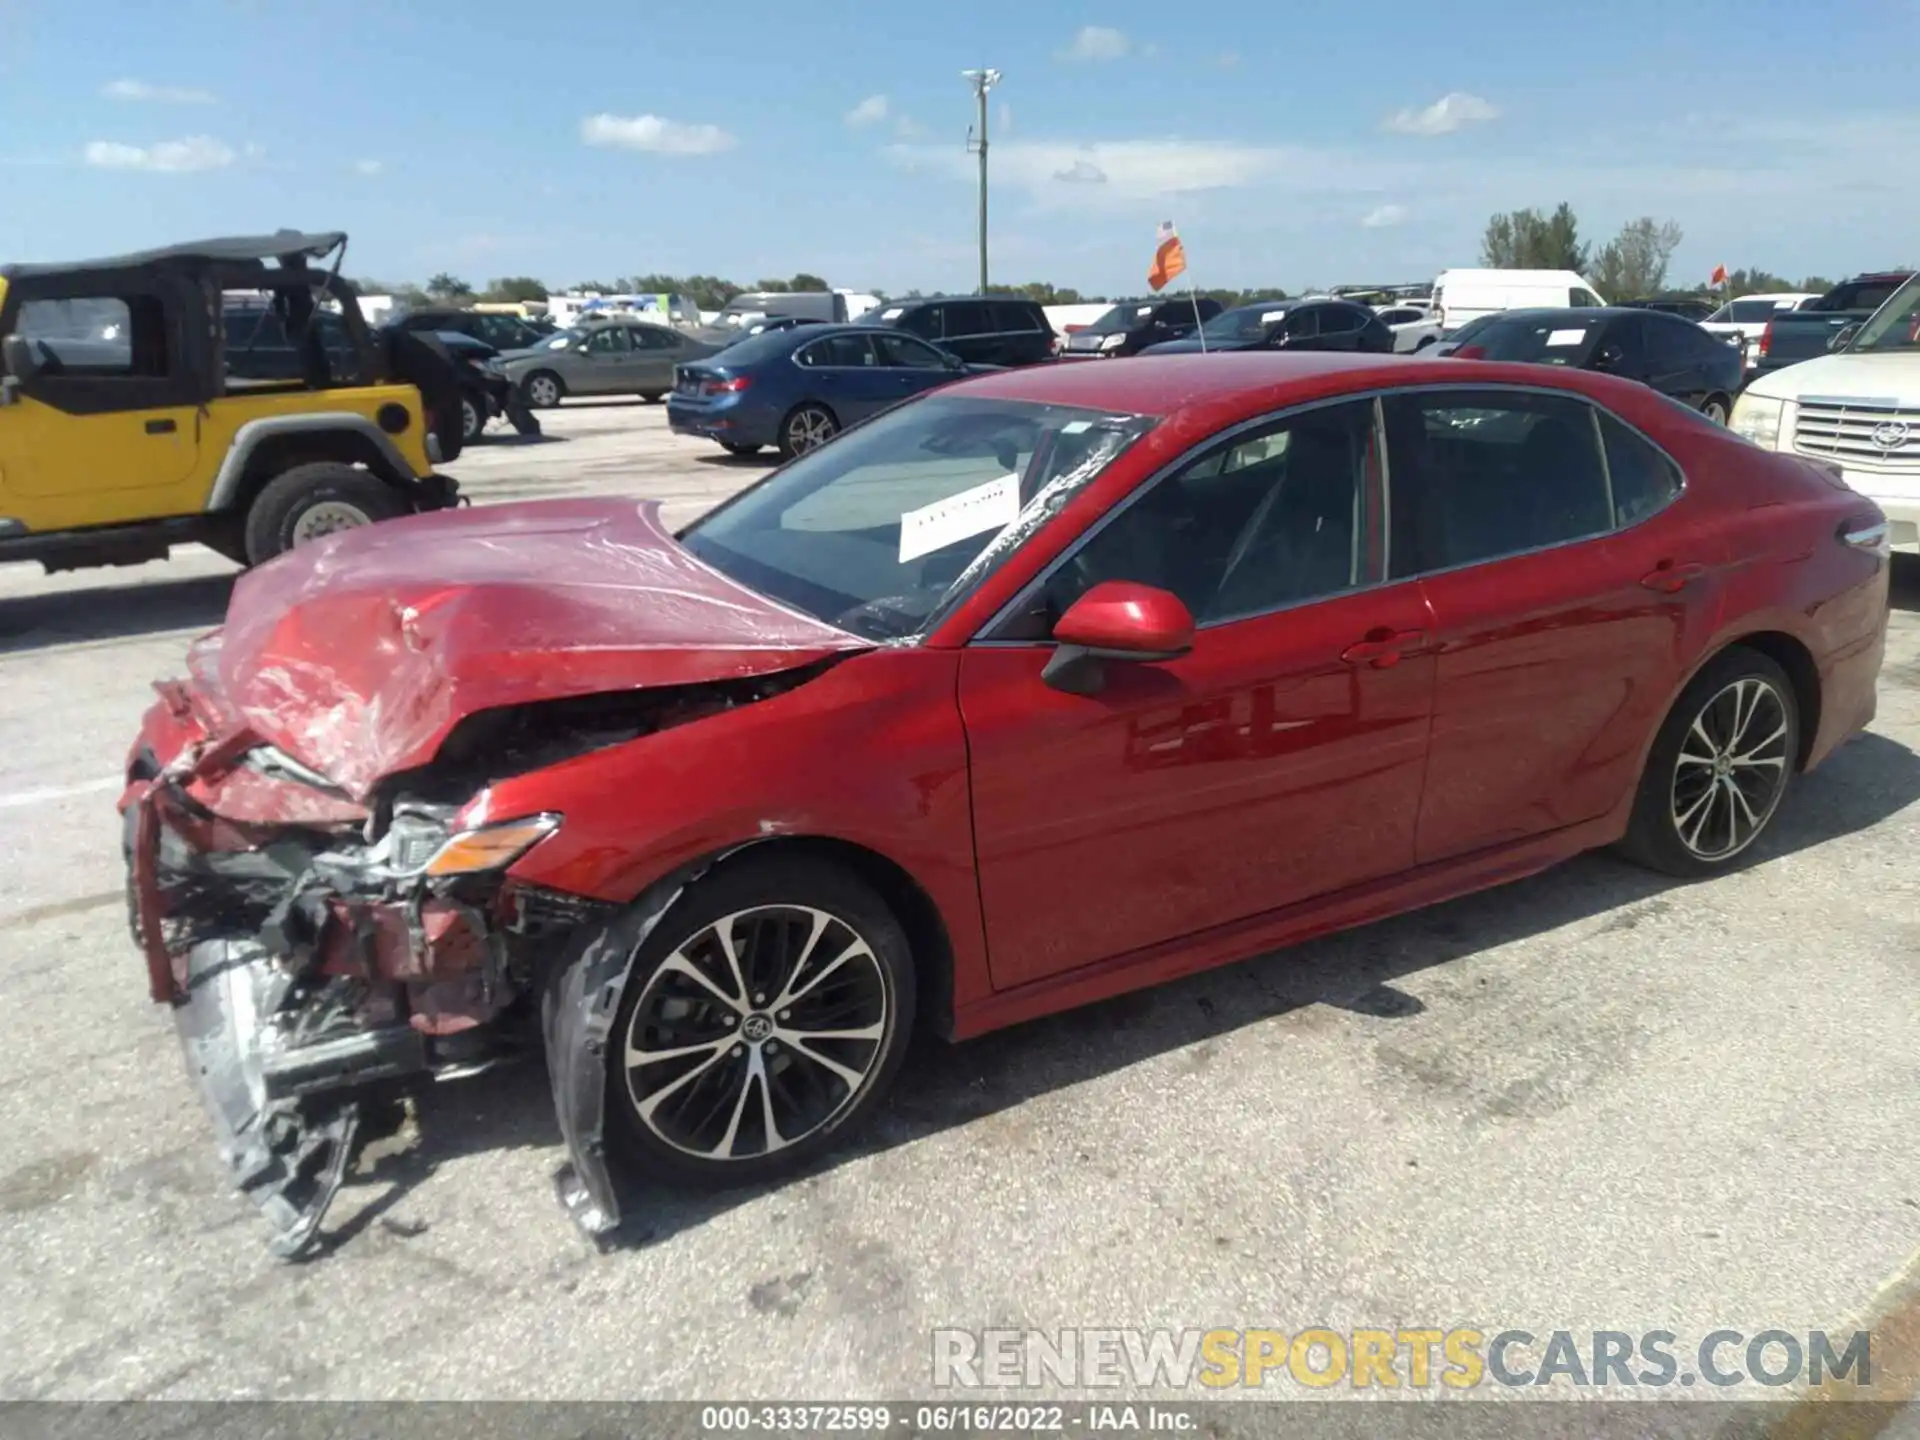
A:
192,498,870,800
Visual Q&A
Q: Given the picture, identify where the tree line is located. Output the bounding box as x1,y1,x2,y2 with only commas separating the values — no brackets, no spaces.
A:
1479,202,1836,299
353,208,1857,315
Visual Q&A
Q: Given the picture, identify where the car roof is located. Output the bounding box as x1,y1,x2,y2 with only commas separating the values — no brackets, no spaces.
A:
944,351,1640,424
1,229,346,281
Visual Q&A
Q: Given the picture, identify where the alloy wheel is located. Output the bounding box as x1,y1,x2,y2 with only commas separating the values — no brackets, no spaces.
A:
527,375,560,408
288,500,372,545
1669,676,1791,862
622,905,890,1161
461,396,482,442
786,407,836,454
1702,399,1729,424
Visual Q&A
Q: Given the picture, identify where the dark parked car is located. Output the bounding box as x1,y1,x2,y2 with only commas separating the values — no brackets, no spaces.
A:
419,330,541,443
1620,296,1719,322
390,307,553,352
860,294,1057,367
667,323,988,458
125,350,1890,1254
1059,296,1224,358
1449,307,1743,422
1140,298,1393,355
712,315,824,347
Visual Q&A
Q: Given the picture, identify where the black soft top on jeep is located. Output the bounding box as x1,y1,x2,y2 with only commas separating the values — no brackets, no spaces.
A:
1,230,347,284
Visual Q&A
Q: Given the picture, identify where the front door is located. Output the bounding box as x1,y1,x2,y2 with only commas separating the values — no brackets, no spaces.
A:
0,287,202,529
1380,385,1723,864
961,396,1438,989
572,324,633,394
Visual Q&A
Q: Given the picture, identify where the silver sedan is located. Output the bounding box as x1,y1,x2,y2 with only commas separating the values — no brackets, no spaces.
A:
499,318,721,408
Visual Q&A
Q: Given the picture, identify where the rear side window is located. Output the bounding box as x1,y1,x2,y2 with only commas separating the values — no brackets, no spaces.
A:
896,305,941,341
1600,412,1683,527
1568,288,1603,307
1384,388,1615,576
991,301,1040,332
942,301,992,336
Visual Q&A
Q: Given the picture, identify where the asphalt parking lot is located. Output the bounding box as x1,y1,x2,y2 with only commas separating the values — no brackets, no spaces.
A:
1,397,1917,1407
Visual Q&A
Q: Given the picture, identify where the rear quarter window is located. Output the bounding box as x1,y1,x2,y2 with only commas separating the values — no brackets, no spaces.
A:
1601,411,1684,527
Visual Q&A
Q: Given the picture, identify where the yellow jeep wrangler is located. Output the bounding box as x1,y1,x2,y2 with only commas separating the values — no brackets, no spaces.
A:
0,230,464,572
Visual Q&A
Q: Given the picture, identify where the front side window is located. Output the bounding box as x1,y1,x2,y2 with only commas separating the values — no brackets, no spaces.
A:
1316,305,1365,336
1200,305,1285,344
1008,397,1379,634
1285,308,1321,341
682,395,1154,640
1383,388,1614,577
17,296,153,373
584,326,629,354
872,333,949,369
942,301,992,336
896,306,942,341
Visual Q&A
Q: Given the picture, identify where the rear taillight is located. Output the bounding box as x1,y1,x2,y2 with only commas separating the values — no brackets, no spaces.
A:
703,375,750,395
1840,516,1891,558
1455,344,1487,359
1758,320,1773,358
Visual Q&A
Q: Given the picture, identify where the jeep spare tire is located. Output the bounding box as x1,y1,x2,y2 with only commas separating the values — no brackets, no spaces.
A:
244,462,408,564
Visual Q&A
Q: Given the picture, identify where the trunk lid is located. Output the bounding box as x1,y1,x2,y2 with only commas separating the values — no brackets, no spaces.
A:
195,498,869,799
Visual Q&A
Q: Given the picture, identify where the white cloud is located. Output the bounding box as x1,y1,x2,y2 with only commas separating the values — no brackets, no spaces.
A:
1054,158,1108,184
1059,25,1131,61
998,102,1013,136
580,113,737,156
83,136,235,173
1382,91,1501,136
354,158,383,176
894,115,924,140
1362,203,1408,228
102,78,216,104
845,94,889,127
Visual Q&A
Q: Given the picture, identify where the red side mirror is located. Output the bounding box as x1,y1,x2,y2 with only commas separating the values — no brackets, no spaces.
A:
1044,582,1193,695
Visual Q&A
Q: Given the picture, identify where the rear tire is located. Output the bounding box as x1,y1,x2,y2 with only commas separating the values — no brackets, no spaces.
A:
523,371,565,409
1617,646,1800,878
1701,393,1732,425
639,389,666,403
242,463,409,565
604,854,916,1186
459,393,484,444
778,403,838,460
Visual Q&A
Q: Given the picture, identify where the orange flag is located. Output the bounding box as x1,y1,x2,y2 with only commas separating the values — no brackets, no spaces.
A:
1710,263,1728,286
1148,220,1187,291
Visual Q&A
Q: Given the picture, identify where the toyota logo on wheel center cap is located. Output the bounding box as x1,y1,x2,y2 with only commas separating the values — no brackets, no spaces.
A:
741,1014,773,1042
1871,420,1911,451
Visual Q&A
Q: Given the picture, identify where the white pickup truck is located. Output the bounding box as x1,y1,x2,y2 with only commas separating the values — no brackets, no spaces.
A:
1730,273,1920,552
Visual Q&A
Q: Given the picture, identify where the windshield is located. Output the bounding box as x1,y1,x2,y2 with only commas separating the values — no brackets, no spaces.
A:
531,327,585,351
1083,303,1157,334
1848,277,1920,353
1467,314,1603,365
1200,305,1285,343
681,395,1156,641
1709,298,1799,324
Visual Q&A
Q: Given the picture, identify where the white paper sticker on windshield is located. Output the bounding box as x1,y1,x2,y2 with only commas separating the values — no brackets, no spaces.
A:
1262,310,1287,323
899,474,1021,563
880,307,905,320
1546,328,1587,346
1060,420,1092,434
1136,305,1155,316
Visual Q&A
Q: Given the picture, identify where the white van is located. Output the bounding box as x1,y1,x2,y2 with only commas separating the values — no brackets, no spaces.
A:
1431,269,1607,335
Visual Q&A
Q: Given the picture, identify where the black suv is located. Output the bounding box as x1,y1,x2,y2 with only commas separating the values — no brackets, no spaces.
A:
390,307,553,352
859,294,1057,366
1059,296,1225,359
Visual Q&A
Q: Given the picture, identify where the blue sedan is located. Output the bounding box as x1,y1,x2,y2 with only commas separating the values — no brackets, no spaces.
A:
668,324,989,459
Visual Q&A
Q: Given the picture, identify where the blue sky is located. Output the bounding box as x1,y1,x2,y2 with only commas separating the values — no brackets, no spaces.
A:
1,0,1916,297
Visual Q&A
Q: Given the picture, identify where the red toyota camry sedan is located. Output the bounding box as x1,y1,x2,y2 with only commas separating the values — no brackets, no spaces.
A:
121,352,1890,1256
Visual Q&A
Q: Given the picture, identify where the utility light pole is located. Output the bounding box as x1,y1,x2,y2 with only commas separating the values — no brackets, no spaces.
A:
962,67,1000,295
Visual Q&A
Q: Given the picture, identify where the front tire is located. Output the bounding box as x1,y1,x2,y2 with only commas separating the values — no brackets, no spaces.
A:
1618,647,1799,877
522,371,565,409
459,393,485,444
1700,393,1732,425
639,389,666,404
778,403,838,460
242,463,409,564
720,442,761,457
606,855,916,1186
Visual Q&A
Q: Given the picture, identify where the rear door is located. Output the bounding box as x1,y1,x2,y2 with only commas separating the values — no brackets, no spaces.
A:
1313,304,1369,353
627,324,685,393
1278,306,1322,350
793,332,893,422
1380,385,1722,863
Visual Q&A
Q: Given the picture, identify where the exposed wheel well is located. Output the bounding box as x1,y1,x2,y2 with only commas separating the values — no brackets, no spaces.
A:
707,835,956,1039
1719,631,1821,768
228,431,404,516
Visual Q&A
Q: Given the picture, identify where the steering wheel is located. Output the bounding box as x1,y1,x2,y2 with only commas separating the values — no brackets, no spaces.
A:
832,594,928,639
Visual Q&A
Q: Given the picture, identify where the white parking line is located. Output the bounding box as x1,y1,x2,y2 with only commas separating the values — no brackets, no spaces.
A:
0,776,122,811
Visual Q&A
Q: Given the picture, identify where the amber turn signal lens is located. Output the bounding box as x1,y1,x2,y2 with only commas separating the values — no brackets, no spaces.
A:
423,814,561,877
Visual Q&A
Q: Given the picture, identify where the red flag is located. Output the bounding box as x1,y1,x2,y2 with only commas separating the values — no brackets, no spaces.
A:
1710,263,1728,287
1148,221,1187,291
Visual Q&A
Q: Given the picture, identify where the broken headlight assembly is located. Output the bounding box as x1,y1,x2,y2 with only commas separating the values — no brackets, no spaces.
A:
420,812,562,877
